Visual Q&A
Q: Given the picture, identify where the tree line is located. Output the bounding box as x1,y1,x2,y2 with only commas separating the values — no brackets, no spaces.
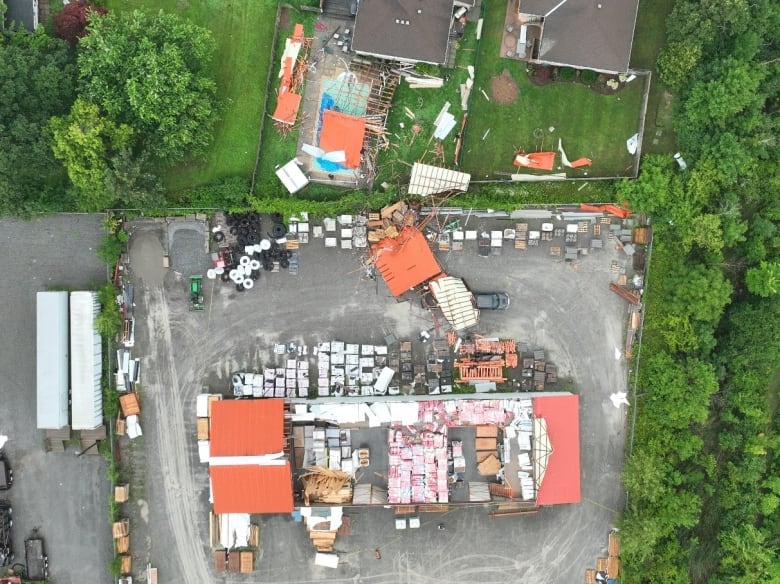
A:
618,0,780,581
0,2,220,214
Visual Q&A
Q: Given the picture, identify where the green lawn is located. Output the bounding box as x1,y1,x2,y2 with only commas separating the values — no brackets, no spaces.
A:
462,2,645,178
107,0,278,192
630,0,677,154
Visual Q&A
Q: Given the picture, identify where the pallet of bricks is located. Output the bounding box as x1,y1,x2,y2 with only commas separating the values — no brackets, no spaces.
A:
112,518,131,576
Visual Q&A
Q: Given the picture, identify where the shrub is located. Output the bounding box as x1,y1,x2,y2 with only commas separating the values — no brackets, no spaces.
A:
558,67,576,81
580,69,597,85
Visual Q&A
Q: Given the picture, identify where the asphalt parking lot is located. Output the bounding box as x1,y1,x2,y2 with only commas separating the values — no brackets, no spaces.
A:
124,212,629,584
0,215,111,584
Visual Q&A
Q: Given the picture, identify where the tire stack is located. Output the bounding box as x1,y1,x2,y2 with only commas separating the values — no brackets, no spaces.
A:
211,213,291,291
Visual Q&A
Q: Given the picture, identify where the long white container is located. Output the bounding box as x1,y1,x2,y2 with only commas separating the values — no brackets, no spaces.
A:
70,291,103,430
36,292,70,429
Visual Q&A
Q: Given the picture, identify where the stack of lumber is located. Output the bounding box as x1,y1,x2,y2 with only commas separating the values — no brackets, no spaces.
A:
214,550,227,573
609,282,641,305
112,519,129,538
114,483,130,503
115,536,130,554
119,555,131,575
249,524,260,547
300,466,352,505
307,527,337,553
239,550,254,573
367,201,416,242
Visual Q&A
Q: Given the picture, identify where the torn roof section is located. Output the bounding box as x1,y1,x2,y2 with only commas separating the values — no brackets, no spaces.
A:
372,227,443,297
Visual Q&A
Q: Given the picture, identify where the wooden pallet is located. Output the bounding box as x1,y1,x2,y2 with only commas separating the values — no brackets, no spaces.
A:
585,568,596,584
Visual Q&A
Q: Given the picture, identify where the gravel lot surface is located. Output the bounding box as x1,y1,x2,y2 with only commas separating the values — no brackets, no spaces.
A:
0,214,111,584
124,214,629,583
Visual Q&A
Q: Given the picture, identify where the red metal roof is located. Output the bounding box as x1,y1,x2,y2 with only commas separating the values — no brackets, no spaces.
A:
210,399,285,457
371,227,443,297
533,395,581,505
319,110,366,169
210,464,293,514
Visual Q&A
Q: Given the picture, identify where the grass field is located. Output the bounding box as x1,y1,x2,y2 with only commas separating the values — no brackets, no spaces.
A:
107,0,277,192
462,3,645,178
253,10,318,195
630,0,677,154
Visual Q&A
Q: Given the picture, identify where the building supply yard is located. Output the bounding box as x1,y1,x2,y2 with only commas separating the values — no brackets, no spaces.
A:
114,204,634,583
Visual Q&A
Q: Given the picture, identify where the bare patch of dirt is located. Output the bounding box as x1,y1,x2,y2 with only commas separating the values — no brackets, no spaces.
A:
279,6,291,31
490,69,519,104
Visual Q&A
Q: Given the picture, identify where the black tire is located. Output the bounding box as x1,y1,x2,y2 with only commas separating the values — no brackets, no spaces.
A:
221,272,231,282
213,231,225,243
263,261,273,271
271,223,287,238
280,258,290,269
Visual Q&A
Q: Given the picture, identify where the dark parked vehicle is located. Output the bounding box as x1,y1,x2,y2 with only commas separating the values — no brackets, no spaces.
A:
474,292,510,310
25,537,48,581
0,453,13,491
0,501,13,567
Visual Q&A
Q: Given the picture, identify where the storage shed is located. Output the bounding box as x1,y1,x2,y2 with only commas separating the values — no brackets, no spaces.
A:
70,291,103,430
36,291,69,430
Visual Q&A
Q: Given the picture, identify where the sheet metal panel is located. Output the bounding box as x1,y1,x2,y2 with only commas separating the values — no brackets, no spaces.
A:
36,291,70,429
70,291,103,430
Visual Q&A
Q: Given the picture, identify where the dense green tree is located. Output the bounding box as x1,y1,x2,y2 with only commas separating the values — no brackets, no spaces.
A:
104,148,164,210
745,261,780,297
657,41,701,89
77,10,220,163
49,99,133,211
0,30,76,214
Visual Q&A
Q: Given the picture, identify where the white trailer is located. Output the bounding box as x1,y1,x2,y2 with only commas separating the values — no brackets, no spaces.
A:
70,291,103,430
36,291,70,429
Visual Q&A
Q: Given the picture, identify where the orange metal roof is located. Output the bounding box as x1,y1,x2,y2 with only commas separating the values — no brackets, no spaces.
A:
371,227,443,297
513,151,556,170
533,395,581,505
210,464,293,514
272,91,302,124
319,110,366,169
210,399,285,457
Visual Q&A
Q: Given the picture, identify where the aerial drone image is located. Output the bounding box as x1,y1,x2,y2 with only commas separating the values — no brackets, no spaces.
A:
0,0,778,582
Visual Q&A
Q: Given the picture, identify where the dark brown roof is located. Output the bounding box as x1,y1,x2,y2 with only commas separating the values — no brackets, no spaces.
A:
351,0,455,64
520,0,639,73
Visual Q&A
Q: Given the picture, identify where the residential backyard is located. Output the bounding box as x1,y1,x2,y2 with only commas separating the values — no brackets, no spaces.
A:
462,2,646,178
107,0,278,191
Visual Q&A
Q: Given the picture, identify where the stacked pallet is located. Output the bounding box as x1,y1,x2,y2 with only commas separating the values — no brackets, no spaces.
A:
584,531,620,582
302,509,343,553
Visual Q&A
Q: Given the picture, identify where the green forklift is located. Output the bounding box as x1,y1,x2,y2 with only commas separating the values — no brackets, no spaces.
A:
189,275,205,311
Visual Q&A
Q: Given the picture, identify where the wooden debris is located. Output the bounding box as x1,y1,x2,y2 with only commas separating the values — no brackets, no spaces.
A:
197,417,210,440
300,466,352,505
609,282,641,305
119,392,140,417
